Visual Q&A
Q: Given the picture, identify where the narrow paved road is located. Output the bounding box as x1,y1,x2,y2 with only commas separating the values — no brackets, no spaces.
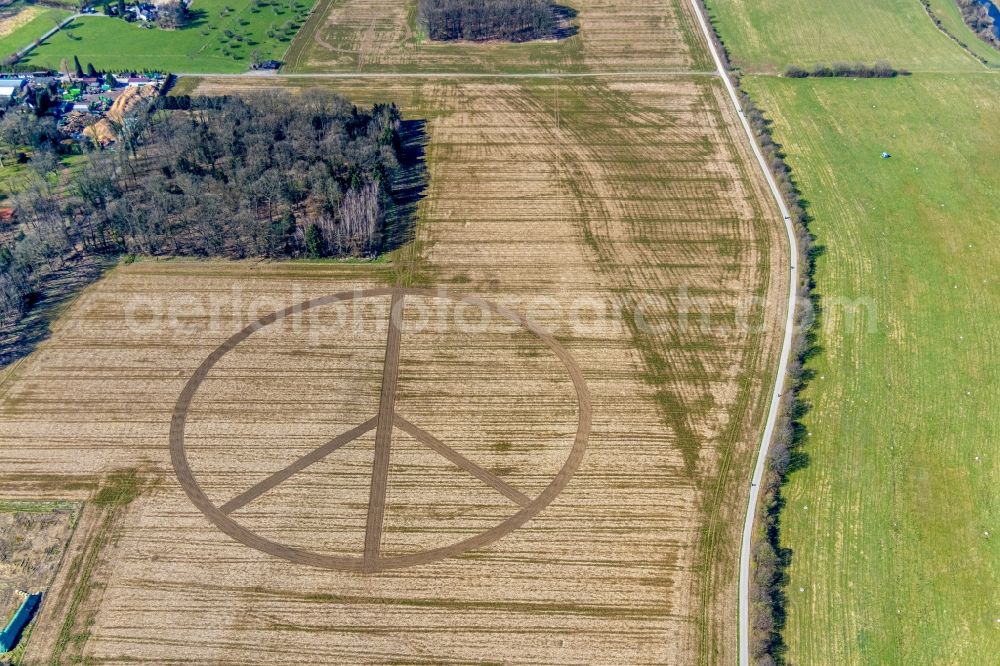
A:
685,2,799,665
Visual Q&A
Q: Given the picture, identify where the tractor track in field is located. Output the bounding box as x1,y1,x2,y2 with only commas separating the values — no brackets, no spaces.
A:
362,290,404,569
169,288,593,574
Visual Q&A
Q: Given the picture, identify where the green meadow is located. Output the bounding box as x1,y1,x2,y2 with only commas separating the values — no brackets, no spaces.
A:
744,72,999,664
0,7,72,61
704,0,1000,662
926,0,1000,67
704,0,989,72
23,0,316,74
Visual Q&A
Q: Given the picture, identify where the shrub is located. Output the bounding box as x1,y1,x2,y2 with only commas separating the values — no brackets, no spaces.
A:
783,60,907,78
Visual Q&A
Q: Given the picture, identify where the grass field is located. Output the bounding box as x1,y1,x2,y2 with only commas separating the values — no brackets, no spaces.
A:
283,0,712,72
926,0,1000,67
742,73,999,665
704,0,987,73
0,5,71,61
23,0,317,74
1,67,787,662
701,1,1000,662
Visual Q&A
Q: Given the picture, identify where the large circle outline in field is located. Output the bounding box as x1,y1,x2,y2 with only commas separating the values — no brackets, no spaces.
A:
170,287,591,572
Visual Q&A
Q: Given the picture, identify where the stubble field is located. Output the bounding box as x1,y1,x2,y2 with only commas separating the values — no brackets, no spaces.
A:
1,2,788,663
283,0,711,72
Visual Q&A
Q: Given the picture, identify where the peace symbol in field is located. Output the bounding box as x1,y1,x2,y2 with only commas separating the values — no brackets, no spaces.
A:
169,287,591,572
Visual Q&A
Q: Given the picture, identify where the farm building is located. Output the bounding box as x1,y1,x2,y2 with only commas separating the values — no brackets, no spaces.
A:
0,78,27,100
0,78,26,91
114,75,156,88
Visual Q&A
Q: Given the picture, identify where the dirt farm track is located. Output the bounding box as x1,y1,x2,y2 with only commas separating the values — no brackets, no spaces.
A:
0,2,789,664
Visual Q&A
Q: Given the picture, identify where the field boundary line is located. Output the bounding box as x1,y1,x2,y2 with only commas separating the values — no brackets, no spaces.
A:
685,2,799,665
0,355,27,392
176,70,720,79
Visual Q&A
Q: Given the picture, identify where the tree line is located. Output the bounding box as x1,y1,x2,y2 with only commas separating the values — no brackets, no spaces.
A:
739,90,821,666
784,60,907,78
417,0,558,42
690,2,822,663
1,90,413,327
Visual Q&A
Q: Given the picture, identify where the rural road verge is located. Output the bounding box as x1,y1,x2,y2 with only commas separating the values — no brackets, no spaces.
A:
685,2,800,665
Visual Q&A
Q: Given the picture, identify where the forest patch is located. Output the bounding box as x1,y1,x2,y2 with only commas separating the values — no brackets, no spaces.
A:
417,0,577,42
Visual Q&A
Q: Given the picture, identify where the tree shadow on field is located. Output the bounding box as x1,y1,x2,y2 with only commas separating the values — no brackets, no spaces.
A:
55,20,85,42
552,4,579,40
382,118,429,253
182,9,210,30
0,254,112,369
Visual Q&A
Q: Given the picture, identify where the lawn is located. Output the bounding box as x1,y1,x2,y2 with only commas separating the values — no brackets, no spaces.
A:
23,0,317,74
703,0,986,73
0,6,72,61
742,72,999,665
